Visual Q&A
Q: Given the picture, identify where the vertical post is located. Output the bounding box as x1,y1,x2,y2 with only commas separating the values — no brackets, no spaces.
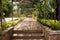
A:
54,0,56,20
0,0,3,30
16,1,19,17
43,0,46,19
12,0,13,26
56,0,60,20
15,0,20,17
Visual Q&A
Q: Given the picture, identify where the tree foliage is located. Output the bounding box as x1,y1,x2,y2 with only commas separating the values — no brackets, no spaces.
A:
2,0,13,17
14,0,54,19
30,0,54,19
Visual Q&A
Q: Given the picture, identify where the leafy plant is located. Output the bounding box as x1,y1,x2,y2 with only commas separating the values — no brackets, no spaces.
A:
0,17,25,29
38,19,60,30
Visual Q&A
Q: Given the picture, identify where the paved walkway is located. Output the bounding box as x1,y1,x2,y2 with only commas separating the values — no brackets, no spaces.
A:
13,17,44,40
14,17,42,30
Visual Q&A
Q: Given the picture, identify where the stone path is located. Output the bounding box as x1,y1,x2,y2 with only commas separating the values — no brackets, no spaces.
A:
13,17,44,40
14,17,42,30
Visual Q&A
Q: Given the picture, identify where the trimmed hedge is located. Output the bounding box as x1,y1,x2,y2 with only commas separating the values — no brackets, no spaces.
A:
0,17,26,29
5,17,25,28
38,18,60,30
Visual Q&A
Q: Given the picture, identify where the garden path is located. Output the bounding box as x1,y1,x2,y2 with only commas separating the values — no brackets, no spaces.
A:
14,17,42,30
13,17,44,40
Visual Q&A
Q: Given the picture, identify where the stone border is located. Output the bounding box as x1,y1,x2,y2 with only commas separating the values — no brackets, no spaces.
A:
0,27,13,40
40,24,60,40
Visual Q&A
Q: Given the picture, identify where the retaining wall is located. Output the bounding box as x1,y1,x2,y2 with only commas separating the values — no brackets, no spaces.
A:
41,24,60,40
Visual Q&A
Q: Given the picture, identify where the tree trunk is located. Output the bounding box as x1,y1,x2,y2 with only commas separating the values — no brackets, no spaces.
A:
56,0,60,20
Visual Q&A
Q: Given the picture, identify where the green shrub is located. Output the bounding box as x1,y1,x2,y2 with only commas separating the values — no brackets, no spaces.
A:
54,22,60,30
0,17,25,29
38,19,60,30
5,22,12,28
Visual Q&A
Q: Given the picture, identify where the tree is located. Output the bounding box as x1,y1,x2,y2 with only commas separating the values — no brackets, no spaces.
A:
56,0,60,20
33,0,54,19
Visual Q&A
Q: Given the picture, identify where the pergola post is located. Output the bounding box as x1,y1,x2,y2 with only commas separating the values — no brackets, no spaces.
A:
43,0,46,19
12,0,13,25
56,0,60,20
0,0,3,31
54,0,56,20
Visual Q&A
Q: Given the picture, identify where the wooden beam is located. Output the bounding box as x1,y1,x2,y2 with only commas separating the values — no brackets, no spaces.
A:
13,0,21,2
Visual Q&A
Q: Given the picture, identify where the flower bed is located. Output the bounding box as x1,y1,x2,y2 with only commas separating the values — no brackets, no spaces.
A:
37,18,60,30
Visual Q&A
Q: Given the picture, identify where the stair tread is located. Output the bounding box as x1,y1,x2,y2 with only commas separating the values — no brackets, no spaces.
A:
12,39,45,40
12,30,45,39
13,30,43,34
13,34,44,36
12,35,44,39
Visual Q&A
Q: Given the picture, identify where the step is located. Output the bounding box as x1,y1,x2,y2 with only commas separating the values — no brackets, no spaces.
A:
12,38,45,40
12,34,44,39
12,36,44,39
13,30,43,34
